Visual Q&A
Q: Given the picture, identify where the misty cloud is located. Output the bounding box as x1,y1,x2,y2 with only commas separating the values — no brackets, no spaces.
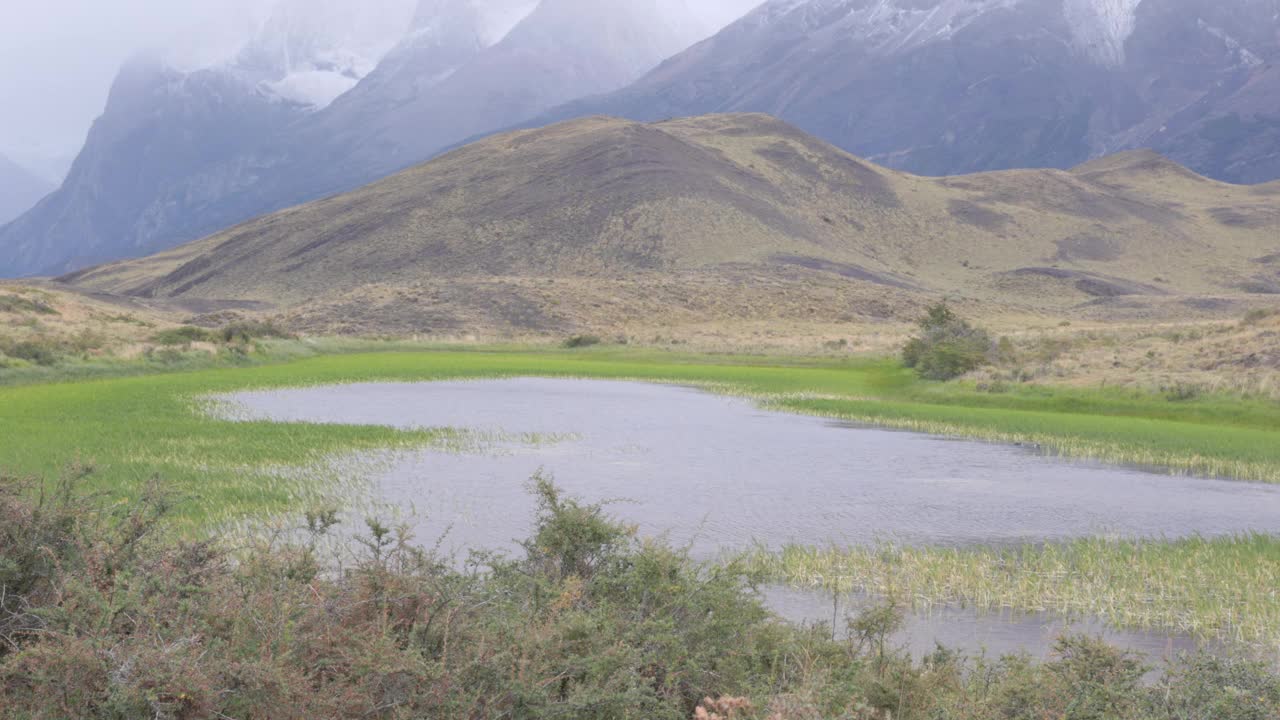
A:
0,0,761,181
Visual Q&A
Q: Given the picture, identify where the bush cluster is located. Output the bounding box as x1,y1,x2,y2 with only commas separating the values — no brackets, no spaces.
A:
902,303,994,380
1,470,1277,719
151,326,218,346
563,334,603,348
0,330,109,367
219,320,294,344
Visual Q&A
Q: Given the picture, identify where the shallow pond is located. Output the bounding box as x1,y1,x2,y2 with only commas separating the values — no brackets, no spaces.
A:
218,377,1279,665
220,377,1280,557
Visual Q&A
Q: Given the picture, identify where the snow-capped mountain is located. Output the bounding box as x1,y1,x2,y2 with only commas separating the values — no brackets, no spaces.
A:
0,0,751,277
0,0,416,276
549,0,1280,181
236,0,418,109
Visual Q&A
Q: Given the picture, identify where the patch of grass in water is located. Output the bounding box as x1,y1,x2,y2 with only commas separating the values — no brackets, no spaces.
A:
4,349,1280,533
745,534,1280,649
2,348,1279,646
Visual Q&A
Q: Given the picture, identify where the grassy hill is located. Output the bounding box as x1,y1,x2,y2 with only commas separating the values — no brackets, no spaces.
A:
60,113,1280,335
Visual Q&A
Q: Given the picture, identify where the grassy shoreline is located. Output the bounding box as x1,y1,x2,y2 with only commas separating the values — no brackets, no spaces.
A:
3,347,1278,648
3,348,1280,524
745,535,1280,648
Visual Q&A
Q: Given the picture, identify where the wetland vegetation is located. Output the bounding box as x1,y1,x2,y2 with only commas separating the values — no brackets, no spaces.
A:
2,335,1279,717
3,470,1278,720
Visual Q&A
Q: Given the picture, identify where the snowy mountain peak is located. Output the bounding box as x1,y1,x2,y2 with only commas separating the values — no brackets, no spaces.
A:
1065,0,1143,65
237,0,418,109
749,0,1145,63
403,0,538,50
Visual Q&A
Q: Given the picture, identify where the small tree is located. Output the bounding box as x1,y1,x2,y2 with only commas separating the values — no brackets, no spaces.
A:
902,302,993,380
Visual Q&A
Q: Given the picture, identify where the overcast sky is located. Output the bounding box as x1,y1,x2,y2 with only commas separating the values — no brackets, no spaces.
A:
0,0,760,182
0,0,271,177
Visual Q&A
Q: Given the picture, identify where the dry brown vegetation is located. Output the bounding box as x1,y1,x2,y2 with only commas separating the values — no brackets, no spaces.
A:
54,114,1280,338
973,309,1280,399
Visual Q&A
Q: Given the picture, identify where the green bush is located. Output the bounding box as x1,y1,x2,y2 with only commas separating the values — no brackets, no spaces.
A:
563,334,602,348
2,471,1278,719
152,325,216,346
902,303,993,380
219,320,294,344
0,340,59,366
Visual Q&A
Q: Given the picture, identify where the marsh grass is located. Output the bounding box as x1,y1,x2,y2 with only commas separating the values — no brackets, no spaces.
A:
745,535,1280,648
4,349,1280,536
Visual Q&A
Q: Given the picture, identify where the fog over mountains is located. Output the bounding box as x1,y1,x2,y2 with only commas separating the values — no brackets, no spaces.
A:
0,154,54,227
0,0,754,276
1,0,1279,278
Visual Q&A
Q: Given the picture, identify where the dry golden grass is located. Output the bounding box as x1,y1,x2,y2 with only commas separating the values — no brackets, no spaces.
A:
0,282,174,359
57,114,1279,338
974,310,1280,399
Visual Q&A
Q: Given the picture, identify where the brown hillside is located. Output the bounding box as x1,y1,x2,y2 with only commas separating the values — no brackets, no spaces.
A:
61,114,1280,334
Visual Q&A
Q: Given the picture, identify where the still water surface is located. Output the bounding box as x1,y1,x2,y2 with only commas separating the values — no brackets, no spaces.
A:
221,377,1280,555
219,378,1280,663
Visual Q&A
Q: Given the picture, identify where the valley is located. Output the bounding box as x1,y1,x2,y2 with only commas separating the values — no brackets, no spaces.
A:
2,1,1280,716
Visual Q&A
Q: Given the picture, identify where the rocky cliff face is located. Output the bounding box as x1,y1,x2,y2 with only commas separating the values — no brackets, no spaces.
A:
0,57,308,275
548,0,1280,181
0,154,53,228
0,0,738,277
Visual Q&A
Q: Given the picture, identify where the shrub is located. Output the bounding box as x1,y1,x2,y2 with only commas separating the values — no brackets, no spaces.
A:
219,320,294,344
1242,308,1279,326
902,303,993,380
152,326,215,346
0,340,59,366
563,334,602,348
2,471,1279,719
0,295,58,316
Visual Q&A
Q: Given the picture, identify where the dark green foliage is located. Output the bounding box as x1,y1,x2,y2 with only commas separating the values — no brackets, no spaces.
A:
151,325,216,346
219,319,294,343
1151,653,1280,720
0,331,111,367
1,472,1278,719
564,334,603,348
902,303,994,380
1,341,58,366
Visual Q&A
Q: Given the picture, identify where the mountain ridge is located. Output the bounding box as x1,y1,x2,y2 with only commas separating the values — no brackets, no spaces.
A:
0,0,749,278
58,113,1280,334
538,0,1280,181
0,154,54,227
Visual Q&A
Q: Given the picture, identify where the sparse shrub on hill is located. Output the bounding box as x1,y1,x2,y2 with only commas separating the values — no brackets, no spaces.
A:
902,303,994,380
0,340,58,366
0,295,58,316
563,334,602,348
152,325,216,346
1242,308,1279,326
219,319,295,344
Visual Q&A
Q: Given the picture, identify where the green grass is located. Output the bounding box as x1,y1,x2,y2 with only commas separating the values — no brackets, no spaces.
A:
745,534,1280,647
2,346,1278,647
3,347,1280,533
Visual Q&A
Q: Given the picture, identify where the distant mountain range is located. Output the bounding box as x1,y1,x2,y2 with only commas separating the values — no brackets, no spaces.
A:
550,0,1280,180
0,0,748,277
60,114,1280,334
2,0,1279,279
0,154,53,227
